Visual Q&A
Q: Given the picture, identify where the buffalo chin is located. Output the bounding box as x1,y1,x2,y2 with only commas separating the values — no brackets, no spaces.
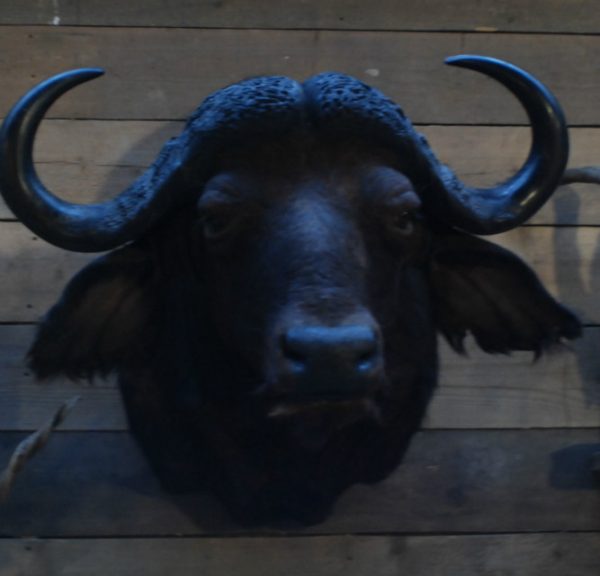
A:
7,61,582,527
267,396,382,451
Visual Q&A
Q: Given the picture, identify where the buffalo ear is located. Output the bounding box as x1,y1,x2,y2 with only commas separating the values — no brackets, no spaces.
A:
29,242,155,380
430,230,581,355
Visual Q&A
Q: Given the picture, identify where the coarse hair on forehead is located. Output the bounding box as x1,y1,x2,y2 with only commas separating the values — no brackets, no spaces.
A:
0,58,571,252
211,129,403,178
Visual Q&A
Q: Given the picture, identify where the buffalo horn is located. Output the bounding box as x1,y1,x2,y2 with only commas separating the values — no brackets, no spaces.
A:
0,69,184,252
431,55,569,234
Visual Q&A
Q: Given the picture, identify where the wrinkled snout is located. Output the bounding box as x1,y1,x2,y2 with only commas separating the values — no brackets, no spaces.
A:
271,321,384,401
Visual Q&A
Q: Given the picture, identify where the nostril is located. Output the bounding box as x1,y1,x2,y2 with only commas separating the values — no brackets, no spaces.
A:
280,333,309,373
281,332,304,357
276,324,382,397
356,348,378,372
280,325,380,371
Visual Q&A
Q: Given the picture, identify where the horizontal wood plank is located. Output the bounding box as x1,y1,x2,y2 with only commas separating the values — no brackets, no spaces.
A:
431,331,600,429
1,533,599,576
0,224,93,322
0,223,597,322
1,3,597,570
1,325,599,432
1,28,600,125
0,120,595,224
0,429,598,536
2,0,600,34
492,226,600,326
0,324,124,431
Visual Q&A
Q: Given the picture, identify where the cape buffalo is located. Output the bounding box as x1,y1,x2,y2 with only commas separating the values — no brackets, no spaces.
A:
0,56,583,524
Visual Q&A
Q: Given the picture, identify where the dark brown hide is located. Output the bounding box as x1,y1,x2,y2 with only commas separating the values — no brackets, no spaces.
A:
29,137,580,524
0,59,581,525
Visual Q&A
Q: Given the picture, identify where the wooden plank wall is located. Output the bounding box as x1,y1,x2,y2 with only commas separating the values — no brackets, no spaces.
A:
0,1,599,574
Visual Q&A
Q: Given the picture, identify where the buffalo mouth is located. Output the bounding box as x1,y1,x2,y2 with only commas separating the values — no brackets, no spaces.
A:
268,393,382,426
265,394,382,451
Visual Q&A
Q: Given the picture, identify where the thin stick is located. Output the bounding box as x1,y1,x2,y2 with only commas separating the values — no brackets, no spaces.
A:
561,166,600,185
0,396,80,504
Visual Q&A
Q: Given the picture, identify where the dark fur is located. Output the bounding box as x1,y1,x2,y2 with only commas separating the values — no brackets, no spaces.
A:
29,136,580,525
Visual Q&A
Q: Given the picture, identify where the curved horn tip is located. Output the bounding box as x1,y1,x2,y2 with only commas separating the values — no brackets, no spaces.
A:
442,55,555,100
445,54,522,73
435,53,568,234
71,67,105,79
44,67,105,86
12,68,107,112
445,54,495,66
65,67,105,76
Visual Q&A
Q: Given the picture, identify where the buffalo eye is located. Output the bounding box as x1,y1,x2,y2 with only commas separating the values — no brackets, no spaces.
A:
387,209,416,236
383,200,424,241
362,167,422,241
199,208,237,241
197,178,245,242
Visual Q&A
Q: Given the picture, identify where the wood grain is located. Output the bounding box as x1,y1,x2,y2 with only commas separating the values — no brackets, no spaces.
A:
0,222,597,322
1,533,599,576
0,324,124,432
0,224,92,322
0,120,596,224
1,28,600,125
0,429,598,536
1,0,600,34
493,226,600,327
0,2,597,573
1,325,599,432
431,331,600,429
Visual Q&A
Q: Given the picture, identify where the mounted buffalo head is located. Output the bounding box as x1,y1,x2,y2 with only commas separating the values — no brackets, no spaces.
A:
0,56,582,525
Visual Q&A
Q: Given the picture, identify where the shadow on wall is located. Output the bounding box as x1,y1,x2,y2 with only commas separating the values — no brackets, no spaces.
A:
88,121,185,206
0,120,182,434
553,186,600,408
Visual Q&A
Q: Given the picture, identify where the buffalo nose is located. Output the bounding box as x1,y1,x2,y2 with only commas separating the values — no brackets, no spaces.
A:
278,324,382,397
